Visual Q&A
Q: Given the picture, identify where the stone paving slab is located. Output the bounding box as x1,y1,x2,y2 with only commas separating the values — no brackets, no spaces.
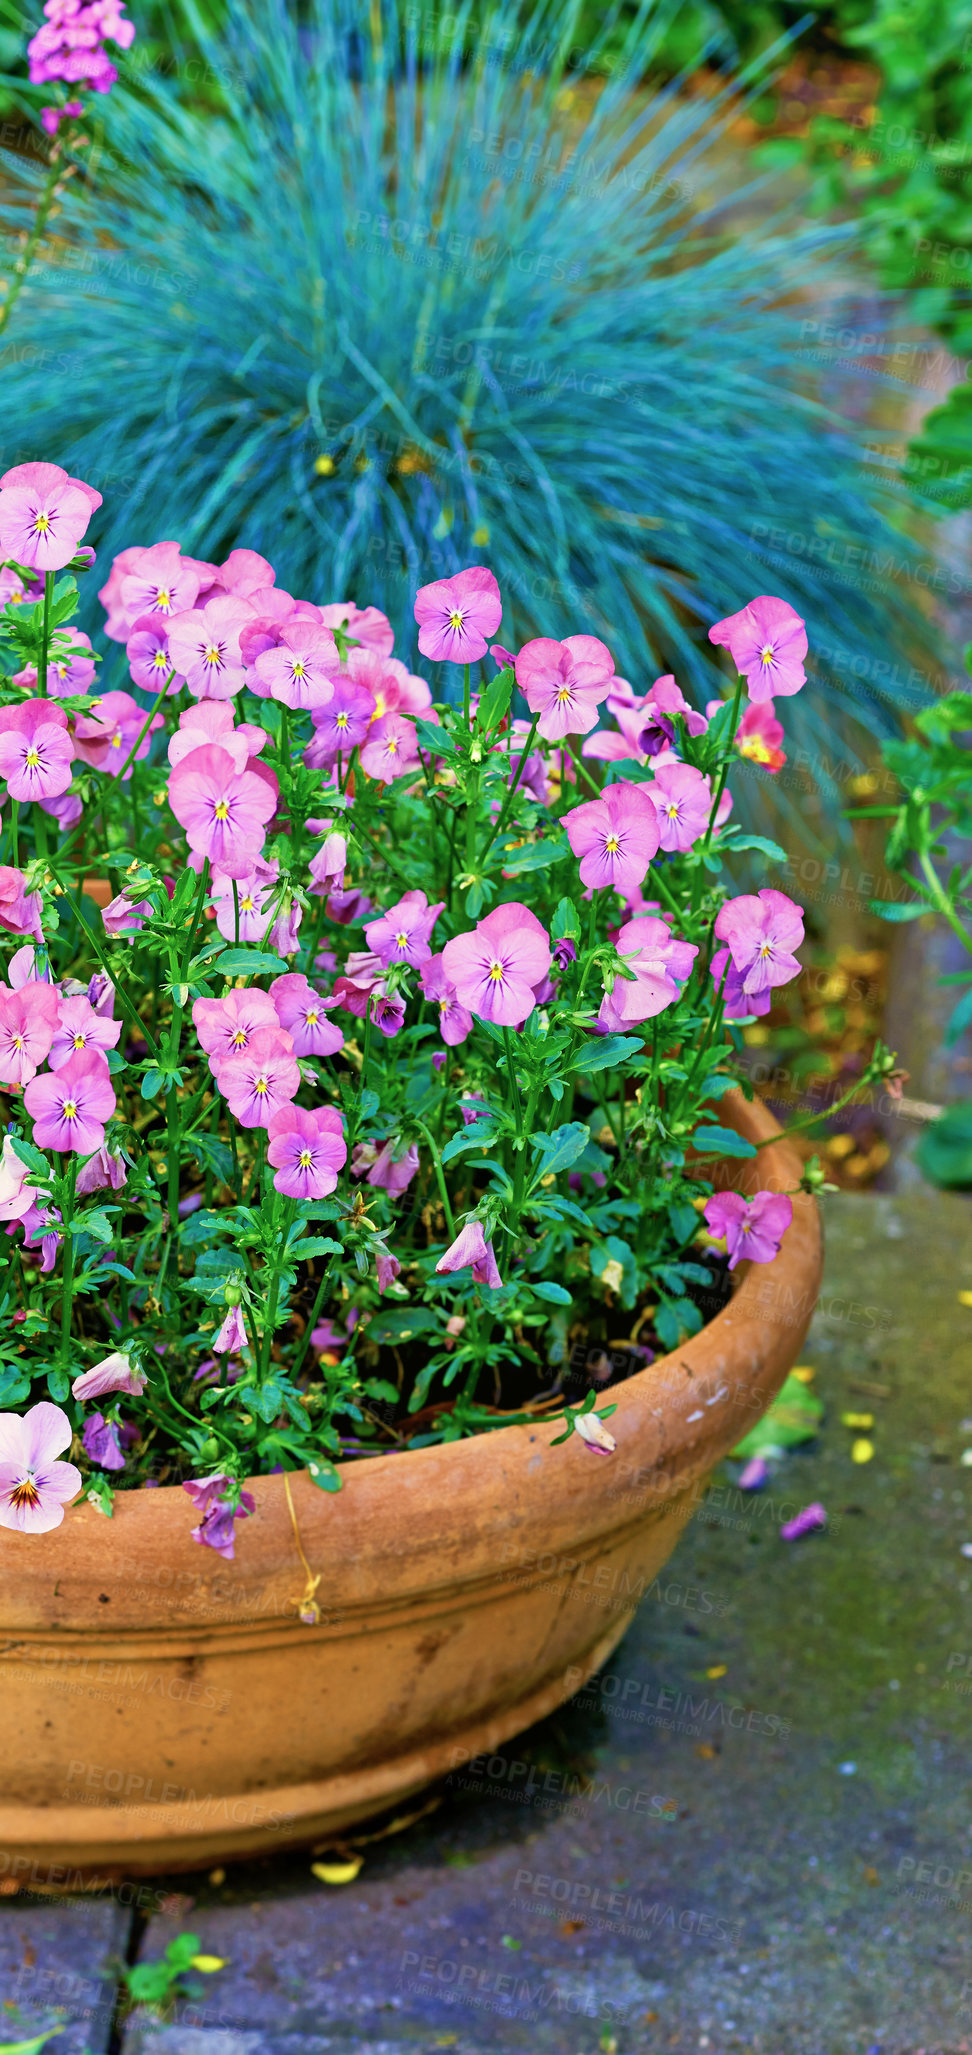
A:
0,1896,130,2051
4,1188,971,2054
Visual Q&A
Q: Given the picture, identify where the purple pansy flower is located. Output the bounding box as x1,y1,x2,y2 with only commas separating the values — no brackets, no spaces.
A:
703,1190,794,1270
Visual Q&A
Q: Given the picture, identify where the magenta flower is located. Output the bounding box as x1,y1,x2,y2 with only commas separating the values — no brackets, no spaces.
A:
419,952,474,1046
307,830,348,899
0,701,74,802
436,1220,503,1289
193,987,278,1068
47,629,97,696
516,635,614,742
182,1473,255,1559
267,1103,347,1199
736,700,786,772
253,619,341,710
166,596,255,701
214,1027,300,1129
168,744,277,875
0,1400,81,1534
649,762,712,853
365,890,444,970
72,1350,146,1402
598,915,698,1029
49,993,123,1071
703,1190,794,1270
359,712,420,782
269,972,344,1058
351,1138,419,1195
0,870,42,942
442,903,551,1028
213,1304,249,1356
318,601,394,654
0,1136,44,1222
82,1412,126,1472
127,615,182,695
563,782,660,894
75,1145,128,1196
780,1502,827,1542
414,566,502,663
305,676,376,766
24,1048,116,1154
0,461,100,573
709,596,807,704
119,540,199,627
101,890,152,937
0,981,60,1087
74,689,162,778
713,889,804,1002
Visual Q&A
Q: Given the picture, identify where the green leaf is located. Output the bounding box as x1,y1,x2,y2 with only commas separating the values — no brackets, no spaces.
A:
140,1066,167,1099
945,986,972,1048
307,1457,342,1492
551,895,582,943
441,1119,502,1163
868,898,928,922
732,1371,823,1458
239,1381,285,1425
476,668,513,733
496,835,569,873
530,1280,573,1305
367,1307,440,1344
531,1121,591,1177
80,1209,115,1243
724,833,787,861
917,1101,972,1189
692,1124,757,1159
412,715,458,757
570,1034,644,1075
0,2032,66,2054
291,1236,342,1260
216,948,291,975
46,1367,70,1402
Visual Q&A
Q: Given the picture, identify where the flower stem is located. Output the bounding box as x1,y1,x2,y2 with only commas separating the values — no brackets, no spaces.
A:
0,151,63,341
59,1154,79,1372
480,710,541,866
700,673,744,857
38,571,54,698
412,1117,457,1238
115,669,175,785
61,887,163,1060
260,1194,296,1378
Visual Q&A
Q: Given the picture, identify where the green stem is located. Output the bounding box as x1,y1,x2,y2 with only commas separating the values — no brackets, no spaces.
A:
260,1194,297,1378
700,673,744,857
290,1265,334,1382
480,710,541,866
918,851,972,958
752,1055,891,1151
463,662,471,729
38,570,53,698
412,1118,457,1238
61,889,163,1059
59,1154,79,1371
115,669,175,785
0,151,62,340
566,739,602,798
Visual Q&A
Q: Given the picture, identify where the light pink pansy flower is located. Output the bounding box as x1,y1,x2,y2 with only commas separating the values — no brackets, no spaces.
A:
414,566,502,664
119,541,199,627
0,462,100,573
269,971,344,1058
735,699,786,771
73,690,162,778
0,981,60,1087
442,903,551,1028
419,952,474,1046
166,595,255,700
24,1048,116,1154
563,782,660,893
708,596,807,704
351,1138,419,1195
168,744,277,874
436,1220,503,1289
365,890,445,970
46,629,98,696
359,712,421,782
0,1401,82,1533
346,647,433,722
192,988,279,1070
318,601,394,654
516,635,615,742
0,701,74,803
703,1190,793,1270
209,861,281,946
127,615,182,695
0,1135,45,1221
598,915,698,1029
253,619,341,710
49,992,123,1071
305,676,376,767
649,761,713,853
213,1027,301,1129
266,1103,347,1199
713,889,805,1001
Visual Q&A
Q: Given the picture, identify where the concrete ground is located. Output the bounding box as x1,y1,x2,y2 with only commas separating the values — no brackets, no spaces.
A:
2,1184,971,2055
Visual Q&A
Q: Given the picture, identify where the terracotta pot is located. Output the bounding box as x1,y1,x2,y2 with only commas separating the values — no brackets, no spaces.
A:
0,1093,820,1878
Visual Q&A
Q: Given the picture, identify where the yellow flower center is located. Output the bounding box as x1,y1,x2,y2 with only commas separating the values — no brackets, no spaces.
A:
449,609,464,629
205,644,222,665
759,644,774,666
372,693,386,719
336,711,349,728
33,512,50,533
12,1035,24,1051
231,1029,247,1047
254,1075,269,1094
156,587,171,609
110,733,122,747
153,651,168,668
758,941,772,957
738,734,773,765
63,1099,78,1119
292,660,306,679
395,930,408,948
665,803,679,819
488,960,505,982
214,800,229,820
240,894,255,912
555,684,572,702
25,749,40,768
72,1032,86,1048
298,1149,313,1168
10,1475,40,1509
605,835,620,854
306,1008,319,1026
386,737,398,755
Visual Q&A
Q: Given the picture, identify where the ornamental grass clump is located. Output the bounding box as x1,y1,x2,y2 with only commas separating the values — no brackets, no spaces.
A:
0,463,897,1553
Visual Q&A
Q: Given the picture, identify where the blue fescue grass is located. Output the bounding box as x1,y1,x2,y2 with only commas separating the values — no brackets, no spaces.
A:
0,0,945,792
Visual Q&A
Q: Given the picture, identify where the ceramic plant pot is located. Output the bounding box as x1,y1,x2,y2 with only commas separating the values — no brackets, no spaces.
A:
0,1091,821,1877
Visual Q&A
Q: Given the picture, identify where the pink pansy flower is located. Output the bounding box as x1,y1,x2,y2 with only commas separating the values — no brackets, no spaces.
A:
735,699,786,772
127,615,182,695
73,690,162,778
713,889,805,1001
0,567,27,607
82,1413,126,1471
24,1048,116,1154
491,642,516,669
0,1400,81,1534
516,635,615,742
49,992,123,1071
0,701,74,802
266,1103,347,1200
649,762,713,853
46,629,97,696
630,676,708,758
72,1350,146,1402
213,1304,249,1356
598,915,698,1029
269,971,344,1058
414,566,502,664
8,944,52,989
359,712,420,782
0,871,43,942
351,1138,419,1195
268,893,301,959
307,829,348,898
330,959,406,1038
0,461,100,573
436,1220,503,1289
193,987,278,1068
119,541,199,626
166,595,255,701
182,1473,255,1559
215,548,276,597
365,890,444,970
563,782,659,894
318,601,394,655
346,647,433,722
419,952,474,1047
99,546,146,640
18,1199,60,1272
75,1144,128,1195
305,676,376,767
253,619,341,710
374,1241,401,1293
708,595,807,704
168,744,277,875
0,1136,44,1222
101,890,152,937
703,1190,794,1270
442,903,551,1028
0,981,60,1086
214,1027,300,1129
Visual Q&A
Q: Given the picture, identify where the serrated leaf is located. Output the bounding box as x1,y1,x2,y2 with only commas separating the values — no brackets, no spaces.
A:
551,894,582,943
476,668,513,733
412,715,457,757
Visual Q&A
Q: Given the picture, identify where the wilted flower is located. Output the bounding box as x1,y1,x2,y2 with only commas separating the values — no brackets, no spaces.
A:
182,1473,255,1559
72,1350,147,1401
436,1220,502,1288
